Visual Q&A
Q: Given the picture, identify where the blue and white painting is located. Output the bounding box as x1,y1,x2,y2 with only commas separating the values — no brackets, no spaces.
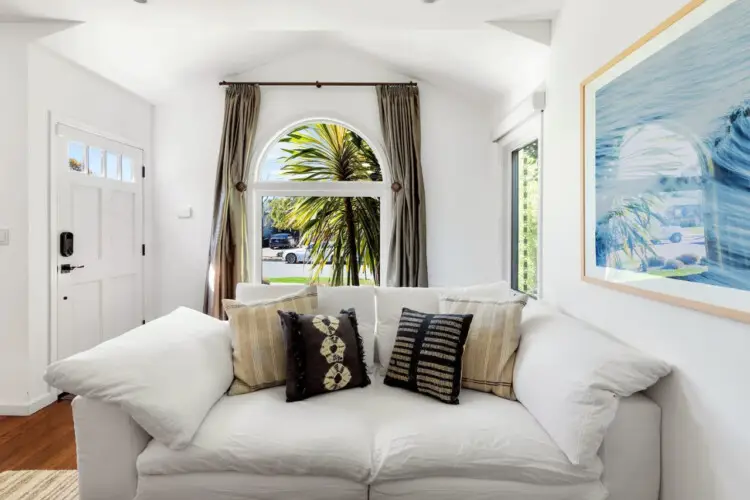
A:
592,0,750,296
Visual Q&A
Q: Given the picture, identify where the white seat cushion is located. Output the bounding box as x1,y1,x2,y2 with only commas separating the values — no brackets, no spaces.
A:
137,385,374,483
367,376,602,485
139,374,601,489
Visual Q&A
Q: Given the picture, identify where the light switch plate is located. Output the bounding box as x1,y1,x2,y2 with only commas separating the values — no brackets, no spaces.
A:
177,206,193,219
0,229,9,246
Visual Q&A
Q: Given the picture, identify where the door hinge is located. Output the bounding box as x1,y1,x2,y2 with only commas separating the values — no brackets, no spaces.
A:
142,166,146,178
142,244,146,256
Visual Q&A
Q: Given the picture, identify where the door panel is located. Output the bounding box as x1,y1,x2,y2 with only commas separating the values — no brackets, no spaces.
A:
55,123,144,361
103,275,137,341
104,189,136,262
71,185,102,263
59,281,102,360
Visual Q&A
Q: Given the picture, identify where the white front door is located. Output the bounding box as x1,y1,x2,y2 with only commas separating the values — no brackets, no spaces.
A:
55,124,144,361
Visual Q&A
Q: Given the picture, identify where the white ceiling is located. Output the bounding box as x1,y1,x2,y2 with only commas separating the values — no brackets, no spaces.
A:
1,0,559,104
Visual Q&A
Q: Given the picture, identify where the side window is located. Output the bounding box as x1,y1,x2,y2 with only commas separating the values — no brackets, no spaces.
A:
511,140,540,297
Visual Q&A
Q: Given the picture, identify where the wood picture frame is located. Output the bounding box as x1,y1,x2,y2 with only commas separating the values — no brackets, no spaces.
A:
580,0,750,323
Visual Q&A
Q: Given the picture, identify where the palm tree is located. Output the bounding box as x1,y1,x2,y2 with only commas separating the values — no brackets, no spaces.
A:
596,194,665,269
275,123,381,286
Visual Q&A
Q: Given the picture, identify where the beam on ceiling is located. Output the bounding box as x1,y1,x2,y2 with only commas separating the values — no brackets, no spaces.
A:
488,20,552,46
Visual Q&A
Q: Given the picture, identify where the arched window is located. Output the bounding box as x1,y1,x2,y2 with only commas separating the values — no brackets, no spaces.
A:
251,119,389,287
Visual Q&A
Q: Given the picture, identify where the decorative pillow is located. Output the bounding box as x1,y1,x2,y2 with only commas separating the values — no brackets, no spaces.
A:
44,307,233,450
223,287,317,396
375,282,510,369
439,295,528,400
383,308,473,404
513,301,671,465
278,309,370,402
317,286,377,373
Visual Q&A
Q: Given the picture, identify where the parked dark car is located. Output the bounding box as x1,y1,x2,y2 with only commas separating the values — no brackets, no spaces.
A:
269,233,297,250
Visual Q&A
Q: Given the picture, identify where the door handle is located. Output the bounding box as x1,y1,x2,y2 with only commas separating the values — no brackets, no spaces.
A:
60,264,85,274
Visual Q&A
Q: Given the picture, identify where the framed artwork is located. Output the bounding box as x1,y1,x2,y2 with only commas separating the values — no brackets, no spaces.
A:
581,0,750,323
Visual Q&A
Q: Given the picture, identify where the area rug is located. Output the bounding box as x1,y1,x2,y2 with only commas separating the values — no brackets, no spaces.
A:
0,470,78,499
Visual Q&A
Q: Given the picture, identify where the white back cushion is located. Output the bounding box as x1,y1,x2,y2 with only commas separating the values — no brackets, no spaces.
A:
235,283,307,304
375,282,511,367
317,286,377,372
45,307,233,450
513,301,671,465
236,283,377,371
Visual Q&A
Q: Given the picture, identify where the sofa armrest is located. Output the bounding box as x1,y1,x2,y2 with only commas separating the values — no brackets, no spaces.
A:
600,393,661,500
73,396,151,500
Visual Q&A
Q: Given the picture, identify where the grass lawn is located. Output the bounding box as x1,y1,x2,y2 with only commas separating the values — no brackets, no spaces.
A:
267,277,375,286
647,266,706,278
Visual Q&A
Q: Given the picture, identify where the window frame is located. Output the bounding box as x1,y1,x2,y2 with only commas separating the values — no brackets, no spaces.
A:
249,118,391,286
500,114,543,298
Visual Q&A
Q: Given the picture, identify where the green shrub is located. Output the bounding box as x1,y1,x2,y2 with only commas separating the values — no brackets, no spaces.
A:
663,259,685,270
647,256,666,267
676,254,700,265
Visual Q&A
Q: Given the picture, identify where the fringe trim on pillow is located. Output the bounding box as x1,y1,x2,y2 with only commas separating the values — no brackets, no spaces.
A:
286,311,308,401
342,308,371,388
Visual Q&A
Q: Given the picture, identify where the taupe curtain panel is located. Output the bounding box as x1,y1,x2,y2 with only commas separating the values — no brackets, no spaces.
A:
377,85,429,287
204,84,261,318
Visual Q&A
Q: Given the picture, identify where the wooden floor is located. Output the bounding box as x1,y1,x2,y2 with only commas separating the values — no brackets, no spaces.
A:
0,401,77,471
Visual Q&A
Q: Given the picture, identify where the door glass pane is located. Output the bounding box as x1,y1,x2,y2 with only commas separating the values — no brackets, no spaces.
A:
261,196,380,286
121,156,134,183
68,142,86,173
511,140,540,297
106,152,119,180
88,147,104,177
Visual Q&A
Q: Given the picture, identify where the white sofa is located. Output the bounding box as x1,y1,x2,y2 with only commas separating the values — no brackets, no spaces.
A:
62,284,666,500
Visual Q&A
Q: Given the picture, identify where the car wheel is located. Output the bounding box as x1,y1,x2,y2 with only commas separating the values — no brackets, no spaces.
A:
670,233,682,243
286,253,298,264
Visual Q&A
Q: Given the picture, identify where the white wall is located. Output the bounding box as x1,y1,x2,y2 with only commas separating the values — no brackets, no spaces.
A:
153,46,499,315
0,33,31,408
25,46,153,405
0,39,152,413
543,1,750,499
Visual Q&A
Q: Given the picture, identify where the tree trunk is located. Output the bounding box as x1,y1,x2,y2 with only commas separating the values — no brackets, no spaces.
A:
344,198,360,286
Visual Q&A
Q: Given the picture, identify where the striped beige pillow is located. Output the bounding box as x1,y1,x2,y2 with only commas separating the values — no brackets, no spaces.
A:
223,287,317,396
439,295,528,400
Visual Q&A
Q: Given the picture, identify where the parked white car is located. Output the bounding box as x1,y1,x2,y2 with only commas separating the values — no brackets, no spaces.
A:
279,244,333,264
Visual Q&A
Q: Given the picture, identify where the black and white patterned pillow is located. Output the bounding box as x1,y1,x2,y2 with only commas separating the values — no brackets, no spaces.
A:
384,308,473,404
278,309,370,402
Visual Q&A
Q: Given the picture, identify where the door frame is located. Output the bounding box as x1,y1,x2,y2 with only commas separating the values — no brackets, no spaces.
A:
48,114,147,365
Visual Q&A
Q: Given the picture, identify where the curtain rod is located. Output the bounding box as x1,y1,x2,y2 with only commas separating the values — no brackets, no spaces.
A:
218,80,417,88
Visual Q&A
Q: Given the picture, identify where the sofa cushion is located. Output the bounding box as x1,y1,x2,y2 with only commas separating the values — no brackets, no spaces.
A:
375,282,510,368
368,375,603,485
45,307,233,450
513,301,671,465
439,295,528,400
235,284,377,372
383,308,473,404
223,287,317,396
235,283,307,304
137,385,373,483
317,286,376,372
279,309,370,402
138,374,601,488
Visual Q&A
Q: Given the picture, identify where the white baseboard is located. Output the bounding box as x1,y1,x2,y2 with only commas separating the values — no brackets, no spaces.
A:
0,392,58,416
